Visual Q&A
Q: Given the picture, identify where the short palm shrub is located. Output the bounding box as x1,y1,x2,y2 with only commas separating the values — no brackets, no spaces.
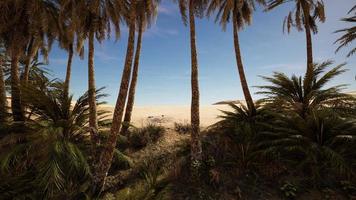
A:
257,61,356,184
0,81,109,199
257,61,356,118
129,124,165,149
206,103,276,173
174,122,191,134
260,109,356,184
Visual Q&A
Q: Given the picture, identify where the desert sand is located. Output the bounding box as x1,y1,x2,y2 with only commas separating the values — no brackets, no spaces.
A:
100,104,233,128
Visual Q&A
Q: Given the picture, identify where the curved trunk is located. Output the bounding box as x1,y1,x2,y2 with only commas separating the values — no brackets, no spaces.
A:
10,52,24,121
64,43,73,97
120,22,143,136
189,1,202,164
0,57,7,123
94,4,136,193
232,11,256,113
88,31,99,146
23,38,38,83
301,1,314,90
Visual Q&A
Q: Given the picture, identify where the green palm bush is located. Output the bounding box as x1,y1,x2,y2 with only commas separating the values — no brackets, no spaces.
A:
206,103,275,173
257,61,356,184
257,61,356,118
260,109,356,184
0,81,110,199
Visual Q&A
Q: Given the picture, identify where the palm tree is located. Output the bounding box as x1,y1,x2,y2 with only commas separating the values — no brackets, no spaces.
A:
335,5,356,58
0,0,58,121
73,0,124,149
57,18,76,96
174,0,209,174
266,0,326,87
120,0,159,135
207,0,266,114
21,1,58,84
22,38,49,84
257,61,356,118
0,1,28,121
94,0,136,193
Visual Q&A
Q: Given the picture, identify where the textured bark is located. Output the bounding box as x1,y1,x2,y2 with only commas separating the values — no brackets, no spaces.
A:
120,22,143,136
232,11,256,113
0,57,7,123
64,43,73,97
88,31,99,145
189,1,202,163
10,52,24,121
94,4,136,193
301,0,314,89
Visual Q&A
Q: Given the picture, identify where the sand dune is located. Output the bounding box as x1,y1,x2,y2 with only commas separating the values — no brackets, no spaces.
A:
100,104,232,128
6,90,356,128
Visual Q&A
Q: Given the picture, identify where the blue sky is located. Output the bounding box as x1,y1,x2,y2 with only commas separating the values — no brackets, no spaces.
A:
47,0,356,106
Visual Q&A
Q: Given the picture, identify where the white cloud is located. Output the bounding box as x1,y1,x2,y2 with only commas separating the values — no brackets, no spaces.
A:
95,47,121,62
144,25,179,38
158,4,178,16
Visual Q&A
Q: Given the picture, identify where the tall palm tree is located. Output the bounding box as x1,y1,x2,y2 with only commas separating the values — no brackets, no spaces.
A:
23,37,38,83
0,1,29,121
207,0,266,114
22,39,49,84
94,0,135,193
22,1,58,84
73,0,124,148
0,0,58,121
175,0,208,168
335,5,356,58
266,0,326,88
58,19,76,96
120,0,159,135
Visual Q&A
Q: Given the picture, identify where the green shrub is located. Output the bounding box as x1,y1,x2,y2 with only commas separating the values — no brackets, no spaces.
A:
129,124,165,149
109,149,133,173
144,124,165,142
129,129,149,149
116,135,129,151
174,122,191,134
279,181,298,199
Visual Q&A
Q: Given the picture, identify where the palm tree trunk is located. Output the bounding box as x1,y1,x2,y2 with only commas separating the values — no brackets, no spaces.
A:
120,21,143,136
10,51,24,121
23,37,37,83
232,11,256,113
64,43,73,97
94,4,136,193
189,1,202,164
301,1,314,88
0,57,7,123
88,30,99,146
